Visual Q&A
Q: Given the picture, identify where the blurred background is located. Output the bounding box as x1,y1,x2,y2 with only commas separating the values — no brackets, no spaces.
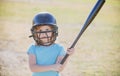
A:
0,0,120,76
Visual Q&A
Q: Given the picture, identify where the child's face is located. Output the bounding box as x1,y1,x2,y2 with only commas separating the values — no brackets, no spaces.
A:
34,25,53,45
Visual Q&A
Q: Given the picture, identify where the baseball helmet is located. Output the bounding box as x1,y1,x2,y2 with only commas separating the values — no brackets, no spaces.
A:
30,12,58,46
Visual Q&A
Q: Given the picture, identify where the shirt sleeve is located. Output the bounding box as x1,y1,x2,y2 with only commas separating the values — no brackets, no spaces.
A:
27,45,35,55
59,46,66,56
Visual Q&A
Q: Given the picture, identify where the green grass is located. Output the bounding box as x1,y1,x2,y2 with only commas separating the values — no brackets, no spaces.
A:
0,0,119,23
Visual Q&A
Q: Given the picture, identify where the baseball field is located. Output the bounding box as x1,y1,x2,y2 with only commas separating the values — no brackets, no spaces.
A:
0,0,120,76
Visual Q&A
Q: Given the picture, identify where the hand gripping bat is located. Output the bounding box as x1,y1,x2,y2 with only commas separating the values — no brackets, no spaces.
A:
60,0,105,64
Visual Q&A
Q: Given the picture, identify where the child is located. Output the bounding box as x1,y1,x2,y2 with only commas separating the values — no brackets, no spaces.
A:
27,12,75,76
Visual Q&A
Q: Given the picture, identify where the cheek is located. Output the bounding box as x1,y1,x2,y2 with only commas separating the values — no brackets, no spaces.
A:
33,33,40,38
47,32,53,36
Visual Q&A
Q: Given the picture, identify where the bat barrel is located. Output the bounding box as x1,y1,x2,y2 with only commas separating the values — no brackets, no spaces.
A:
70,0,105,49
60,0,105,64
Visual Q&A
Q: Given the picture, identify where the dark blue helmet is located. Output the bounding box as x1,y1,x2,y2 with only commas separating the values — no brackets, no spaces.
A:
33,12,57,26
30,12,58,46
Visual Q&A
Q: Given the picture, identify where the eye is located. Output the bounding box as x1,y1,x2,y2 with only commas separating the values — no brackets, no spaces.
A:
36,30,41,32
47,29,50,30
46,29,51,31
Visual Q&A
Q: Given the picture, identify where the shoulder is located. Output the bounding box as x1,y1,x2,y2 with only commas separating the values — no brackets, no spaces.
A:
52,43,65,52
54,43,66,56
27,44,36,55
28,44,36,49
53,43,64,48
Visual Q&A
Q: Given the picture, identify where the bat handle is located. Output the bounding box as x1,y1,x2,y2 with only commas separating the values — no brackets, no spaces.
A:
60,41,75,64
60,53,69,64
61,43,75,64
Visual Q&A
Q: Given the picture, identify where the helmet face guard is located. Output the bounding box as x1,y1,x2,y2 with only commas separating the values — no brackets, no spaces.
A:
31,25,58,46
30,12,58,46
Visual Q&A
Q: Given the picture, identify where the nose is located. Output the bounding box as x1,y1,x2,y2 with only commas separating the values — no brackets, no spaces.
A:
39,33,47,38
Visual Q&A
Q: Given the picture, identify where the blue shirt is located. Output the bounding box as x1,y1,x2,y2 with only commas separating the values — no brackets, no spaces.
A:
27,43,66,76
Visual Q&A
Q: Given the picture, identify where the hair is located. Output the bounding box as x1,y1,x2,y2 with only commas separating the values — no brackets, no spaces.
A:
33,25,54,31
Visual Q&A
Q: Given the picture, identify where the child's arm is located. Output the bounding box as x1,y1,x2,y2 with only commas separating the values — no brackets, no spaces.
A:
56,48,75,72
28,54,62,72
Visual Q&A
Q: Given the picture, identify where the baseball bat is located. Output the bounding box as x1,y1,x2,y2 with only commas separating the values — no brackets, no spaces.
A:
60,0,105,64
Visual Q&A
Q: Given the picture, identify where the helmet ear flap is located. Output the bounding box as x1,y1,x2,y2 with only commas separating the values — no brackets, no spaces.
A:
55,27,58,36
29,26,34,38
31,26,35,32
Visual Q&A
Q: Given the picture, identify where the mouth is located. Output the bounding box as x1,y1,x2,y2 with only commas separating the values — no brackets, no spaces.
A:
39,37,51,39
38,38,52,46
38,36,52,43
